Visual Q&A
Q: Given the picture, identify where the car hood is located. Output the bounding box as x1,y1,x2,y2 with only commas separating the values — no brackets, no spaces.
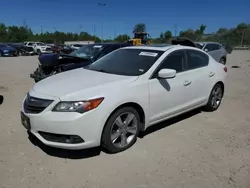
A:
32,68,138,99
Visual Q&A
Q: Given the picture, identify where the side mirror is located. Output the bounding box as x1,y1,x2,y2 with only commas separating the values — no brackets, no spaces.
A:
204,48,208,52
158,69,176,79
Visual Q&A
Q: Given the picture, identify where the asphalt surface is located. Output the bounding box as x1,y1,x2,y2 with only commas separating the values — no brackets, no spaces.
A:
0,50,250,188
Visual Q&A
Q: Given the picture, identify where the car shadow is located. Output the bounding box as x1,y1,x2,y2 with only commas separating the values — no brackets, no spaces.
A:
27,132,101,159
27,108,202,159
139,108,202,138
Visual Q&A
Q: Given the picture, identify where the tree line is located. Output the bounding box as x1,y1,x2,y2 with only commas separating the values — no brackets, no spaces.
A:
0,22,249,46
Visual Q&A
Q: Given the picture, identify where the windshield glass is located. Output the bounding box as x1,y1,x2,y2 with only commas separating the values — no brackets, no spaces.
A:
36,43,45,46
70,44,103,59
85,48,164,76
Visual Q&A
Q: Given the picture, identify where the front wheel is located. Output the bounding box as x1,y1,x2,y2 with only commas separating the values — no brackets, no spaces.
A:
101,107,141,153
204,83,223,111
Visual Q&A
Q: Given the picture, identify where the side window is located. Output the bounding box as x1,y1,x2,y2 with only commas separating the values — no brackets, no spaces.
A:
204,44,214,52
158,50,186,73
186,50,209,70
214,44,221,50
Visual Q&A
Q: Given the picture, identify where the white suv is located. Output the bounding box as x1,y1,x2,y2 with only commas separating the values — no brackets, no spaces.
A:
21,45,227,153
24,42,52,54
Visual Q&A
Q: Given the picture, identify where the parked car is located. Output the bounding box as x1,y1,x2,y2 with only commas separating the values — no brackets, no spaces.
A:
194,42,227,64
24,42,52,54
171,37,227,65
51,44,75,54
21,44,227,153
70,44,84,50
0,43,18,57
33,42,52,54
8,43,36,56
30,43,133,82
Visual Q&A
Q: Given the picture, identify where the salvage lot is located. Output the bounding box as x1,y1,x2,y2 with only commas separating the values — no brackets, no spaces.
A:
0,51,250,188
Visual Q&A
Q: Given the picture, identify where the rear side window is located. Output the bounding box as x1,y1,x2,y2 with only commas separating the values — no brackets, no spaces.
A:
186,50,209,70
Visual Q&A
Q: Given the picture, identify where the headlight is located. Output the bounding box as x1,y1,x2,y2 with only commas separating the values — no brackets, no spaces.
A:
3,50,9,53
52,97,104,113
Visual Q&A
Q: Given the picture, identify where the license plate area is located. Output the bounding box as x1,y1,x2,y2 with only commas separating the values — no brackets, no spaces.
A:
21,111,31,130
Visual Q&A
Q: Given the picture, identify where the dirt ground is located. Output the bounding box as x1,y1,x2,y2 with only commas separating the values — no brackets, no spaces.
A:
0,51,250,188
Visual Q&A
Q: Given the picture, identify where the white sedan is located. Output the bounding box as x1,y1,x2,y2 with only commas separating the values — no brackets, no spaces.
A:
21,45,227,153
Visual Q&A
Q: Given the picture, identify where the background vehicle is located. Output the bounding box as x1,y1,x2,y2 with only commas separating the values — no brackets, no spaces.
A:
30,43,132,82
22,45,227,153
70,44,84,50
0,43,18,57
33,42,52,54
51,44,75,54
128,32,152,45
8,43,36,56
195,42,227,64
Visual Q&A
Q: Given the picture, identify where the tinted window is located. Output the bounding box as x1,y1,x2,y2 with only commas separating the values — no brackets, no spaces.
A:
205,43,221,52
85,49,164,76
186,50,209,70
204,44,214,52
158,50,186,73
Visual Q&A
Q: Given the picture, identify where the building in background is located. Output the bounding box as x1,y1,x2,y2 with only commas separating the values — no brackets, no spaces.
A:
64,41,95,45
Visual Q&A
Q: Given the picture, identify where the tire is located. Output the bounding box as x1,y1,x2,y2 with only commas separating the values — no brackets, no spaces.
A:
37,49,41,55
219,57,226,65
204,83,223,112
18,51,23,56
101,107,141,153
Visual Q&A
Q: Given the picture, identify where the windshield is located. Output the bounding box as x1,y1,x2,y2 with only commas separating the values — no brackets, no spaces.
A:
70,44,103,59
36,43,45,46
85,48,164,76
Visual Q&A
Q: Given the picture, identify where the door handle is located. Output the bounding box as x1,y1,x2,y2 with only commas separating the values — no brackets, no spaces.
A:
209,72,215,77
183,80,192,86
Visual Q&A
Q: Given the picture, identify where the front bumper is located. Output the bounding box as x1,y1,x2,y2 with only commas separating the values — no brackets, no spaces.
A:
21,91,107,150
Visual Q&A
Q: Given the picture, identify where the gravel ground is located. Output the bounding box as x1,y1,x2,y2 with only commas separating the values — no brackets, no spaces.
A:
0,51,250,188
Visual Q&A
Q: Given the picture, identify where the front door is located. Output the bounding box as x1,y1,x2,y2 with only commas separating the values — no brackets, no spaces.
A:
148,50,194,123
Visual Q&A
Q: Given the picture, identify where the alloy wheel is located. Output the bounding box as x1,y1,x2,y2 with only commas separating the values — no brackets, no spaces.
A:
110,112,138,149
211,85,222,108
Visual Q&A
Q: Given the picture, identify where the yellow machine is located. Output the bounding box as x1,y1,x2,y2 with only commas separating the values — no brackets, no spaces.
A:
129,32,152,45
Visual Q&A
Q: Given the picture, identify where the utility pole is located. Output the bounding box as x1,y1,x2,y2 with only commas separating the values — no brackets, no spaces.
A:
41,24,43,34
79,24,82,34
98,2,106,43
114,27,117,39
174,24,178,37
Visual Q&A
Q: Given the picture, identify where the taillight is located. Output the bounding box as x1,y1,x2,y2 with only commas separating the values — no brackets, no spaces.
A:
223,67,227,73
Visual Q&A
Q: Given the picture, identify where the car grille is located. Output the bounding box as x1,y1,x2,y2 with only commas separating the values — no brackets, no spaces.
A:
23,94,53,114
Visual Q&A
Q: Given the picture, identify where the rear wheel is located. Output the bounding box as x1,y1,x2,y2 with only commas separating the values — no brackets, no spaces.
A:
204,83,223,111
101,107,140,153
219,57,226,65
37,49,41,55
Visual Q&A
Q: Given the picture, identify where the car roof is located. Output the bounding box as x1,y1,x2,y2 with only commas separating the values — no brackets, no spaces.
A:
122,44,199,51
196,42,221,45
